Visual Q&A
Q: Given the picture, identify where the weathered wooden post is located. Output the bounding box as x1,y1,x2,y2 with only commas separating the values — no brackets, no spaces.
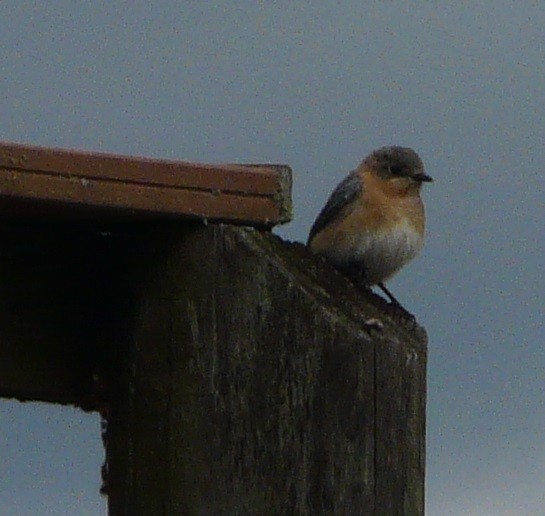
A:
0,142,426,515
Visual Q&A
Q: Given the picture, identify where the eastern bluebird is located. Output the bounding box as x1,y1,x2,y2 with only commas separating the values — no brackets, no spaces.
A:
307,146,432,308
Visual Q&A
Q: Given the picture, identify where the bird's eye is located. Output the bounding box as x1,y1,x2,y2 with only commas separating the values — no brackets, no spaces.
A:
389,165,403,175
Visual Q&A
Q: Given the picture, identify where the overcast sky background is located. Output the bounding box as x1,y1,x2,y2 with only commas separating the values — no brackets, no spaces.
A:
1,2,545,515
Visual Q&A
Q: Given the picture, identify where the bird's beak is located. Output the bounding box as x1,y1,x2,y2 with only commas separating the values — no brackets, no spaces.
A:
416,173,433,182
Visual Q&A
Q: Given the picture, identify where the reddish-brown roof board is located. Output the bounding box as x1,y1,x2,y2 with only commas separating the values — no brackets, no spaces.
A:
0,142,292,227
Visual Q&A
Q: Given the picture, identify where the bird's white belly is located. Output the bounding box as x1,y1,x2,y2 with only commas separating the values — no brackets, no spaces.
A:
329,219,424,284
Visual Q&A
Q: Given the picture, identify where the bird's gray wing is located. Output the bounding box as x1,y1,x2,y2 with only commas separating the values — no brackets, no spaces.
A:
307,170,363,244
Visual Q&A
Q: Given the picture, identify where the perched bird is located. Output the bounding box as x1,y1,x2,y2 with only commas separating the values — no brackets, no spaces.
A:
307,146,432,307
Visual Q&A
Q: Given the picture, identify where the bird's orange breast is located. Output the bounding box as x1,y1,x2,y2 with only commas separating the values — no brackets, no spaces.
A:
311,170,425,249
308,168,426,283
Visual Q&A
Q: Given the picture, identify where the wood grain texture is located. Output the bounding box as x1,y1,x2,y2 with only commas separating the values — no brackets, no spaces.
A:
100,224,427,515
0,221,426,515
0,141,292,226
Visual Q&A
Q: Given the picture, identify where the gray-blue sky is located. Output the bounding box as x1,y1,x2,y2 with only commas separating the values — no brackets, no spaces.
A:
2,2,545,514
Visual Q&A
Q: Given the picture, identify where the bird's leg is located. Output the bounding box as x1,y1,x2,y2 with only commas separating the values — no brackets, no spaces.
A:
338,266,415,320
377,282,401,306
378,282,415,320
